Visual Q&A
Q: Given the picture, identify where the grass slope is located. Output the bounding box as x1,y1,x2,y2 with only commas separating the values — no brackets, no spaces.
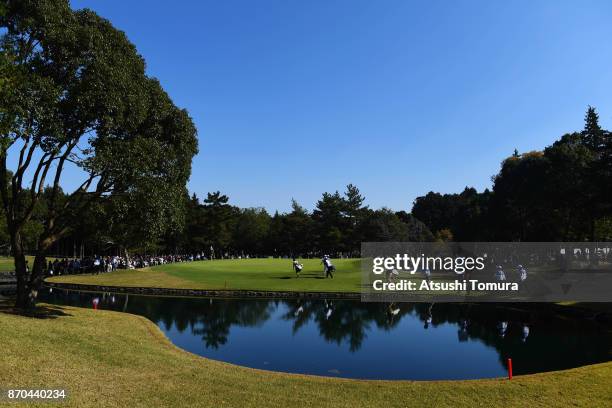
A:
1,303,610,408
48,258,363,293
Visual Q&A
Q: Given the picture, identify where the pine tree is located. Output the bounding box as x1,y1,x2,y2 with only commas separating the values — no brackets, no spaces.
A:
582,106,604,152
344,184,366,218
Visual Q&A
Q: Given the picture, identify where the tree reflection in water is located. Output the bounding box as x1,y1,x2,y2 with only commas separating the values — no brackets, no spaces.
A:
41,288,612,377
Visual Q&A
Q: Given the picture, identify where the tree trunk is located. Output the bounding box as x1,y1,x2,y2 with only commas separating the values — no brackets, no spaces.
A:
27,252,47,304
14,232,57,310
13,233,35,310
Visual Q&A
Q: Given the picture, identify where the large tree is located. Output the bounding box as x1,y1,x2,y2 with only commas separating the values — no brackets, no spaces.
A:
0,0,197,308
283,199,314,256
312,191,347,254
543,133,595,240
412,187,490,241
232,207,271,256
342,184,367,253
581,107,612,239
199,191,237,256
490,151,555,240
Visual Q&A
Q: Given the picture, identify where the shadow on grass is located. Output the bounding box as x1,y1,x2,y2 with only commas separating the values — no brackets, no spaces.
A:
0,298,72,319
275,274,327,280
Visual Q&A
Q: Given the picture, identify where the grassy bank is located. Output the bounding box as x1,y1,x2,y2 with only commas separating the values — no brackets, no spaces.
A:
0,302,610,408
47,258,363,293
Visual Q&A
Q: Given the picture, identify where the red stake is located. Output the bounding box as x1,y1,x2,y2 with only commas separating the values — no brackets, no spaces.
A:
508,358,513,380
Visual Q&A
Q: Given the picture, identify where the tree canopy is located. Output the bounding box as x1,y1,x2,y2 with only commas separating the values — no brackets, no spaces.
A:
164,185,433,259
412,106,612,242
0,0,198,308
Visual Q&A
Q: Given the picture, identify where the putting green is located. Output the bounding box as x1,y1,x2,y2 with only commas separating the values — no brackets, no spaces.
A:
48,258,363,292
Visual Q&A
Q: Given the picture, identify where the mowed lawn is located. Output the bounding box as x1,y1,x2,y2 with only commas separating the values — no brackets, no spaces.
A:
48,258,363,292
0,256,59,273
1,303,611,408
0,257,14,273
0,256,36,273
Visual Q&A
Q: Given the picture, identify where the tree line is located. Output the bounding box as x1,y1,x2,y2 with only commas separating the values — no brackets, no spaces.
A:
167,106,612,254
412,107,612,242
10,184,434,259
172,185,433,258
4,107,611,263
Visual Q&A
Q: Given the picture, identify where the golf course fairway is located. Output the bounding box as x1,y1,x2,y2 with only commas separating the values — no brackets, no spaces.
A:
47,258,363,293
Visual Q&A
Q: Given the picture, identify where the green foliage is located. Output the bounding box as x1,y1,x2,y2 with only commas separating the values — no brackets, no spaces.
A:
163,185,432,257
282,199,315,255
435,228,453,242
0,0,197,306
413,106,612,242
312,191,348,252
582,106,604,151
412,187,490,241
360,208,419,241
0,0,197,249
232,208,271,255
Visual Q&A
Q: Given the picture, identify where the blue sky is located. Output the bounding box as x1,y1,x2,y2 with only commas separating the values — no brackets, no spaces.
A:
70,0,612,212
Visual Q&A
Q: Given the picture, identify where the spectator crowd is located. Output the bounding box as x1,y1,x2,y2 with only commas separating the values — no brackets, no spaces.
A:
46,253,208,276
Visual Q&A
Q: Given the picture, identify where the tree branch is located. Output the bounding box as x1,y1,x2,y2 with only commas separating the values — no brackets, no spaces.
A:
47,137,79,215
0,152,10,216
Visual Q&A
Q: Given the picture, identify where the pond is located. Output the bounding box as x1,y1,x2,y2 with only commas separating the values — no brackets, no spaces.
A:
40,287,611,380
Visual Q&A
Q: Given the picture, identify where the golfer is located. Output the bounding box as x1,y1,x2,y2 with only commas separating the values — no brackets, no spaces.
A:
495,265,506,281
517,265,527,282
292,259,303,277
498,321,508,338
324,257,335,279
423,267,431,283
521,324,530,342
321,255,334,278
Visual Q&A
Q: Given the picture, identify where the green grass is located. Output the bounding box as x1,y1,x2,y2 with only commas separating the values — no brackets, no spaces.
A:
1,302,610,407
48,258,364,293
0,256,39,273
0,256,14,272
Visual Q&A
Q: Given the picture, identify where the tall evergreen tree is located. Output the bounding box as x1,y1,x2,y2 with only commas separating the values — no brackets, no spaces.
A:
283,199,313,257
582,106,604,152
342,184,367,253
312,192,346,254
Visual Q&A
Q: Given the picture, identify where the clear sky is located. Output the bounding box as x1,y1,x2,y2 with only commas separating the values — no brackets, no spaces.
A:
70,0,612,213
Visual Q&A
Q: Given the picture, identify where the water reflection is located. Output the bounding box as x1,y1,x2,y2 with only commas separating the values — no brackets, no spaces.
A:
41,288,612,380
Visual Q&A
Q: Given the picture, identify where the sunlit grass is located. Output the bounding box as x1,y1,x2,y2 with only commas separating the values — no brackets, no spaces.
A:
0,256,38,273
48,258,364,293
0,302,610,407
